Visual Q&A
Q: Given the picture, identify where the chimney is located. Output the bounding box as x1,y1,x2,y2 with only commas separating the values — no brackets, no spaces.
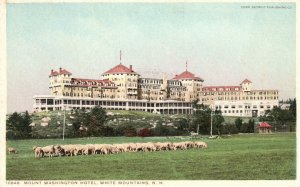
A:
51,69,54,74
59,67,62,73
129,65,132,71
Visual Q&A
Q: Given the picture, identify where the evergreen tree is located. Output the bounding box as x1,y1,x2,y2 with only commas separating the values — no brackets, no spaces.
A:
85,107,107,136
71,109,86,137
240,123,249,133
21,111,32,138
213,110,225,135
289,98,296,118
192,104,211,134
248,119,255,133
6,111,32,139
235,117,243,132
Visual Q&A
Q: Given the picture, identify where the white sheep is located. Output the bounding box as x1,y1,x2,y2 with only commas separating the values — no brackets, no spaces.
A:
33,146,44,158
41,145,55,158
8,147,17,154
83,144,95,155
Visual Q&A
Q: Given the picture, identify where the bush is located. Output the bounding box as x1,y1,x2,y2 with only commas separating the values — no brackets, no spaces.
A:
240,123,250,133
137,128,151,137
220,124,239,135
123,125,137,137
101,126,115,136
151,123,169,136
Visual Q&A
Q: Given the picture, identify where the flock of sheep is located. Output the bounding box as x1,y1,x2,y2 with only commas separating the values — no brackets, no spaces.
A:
32,141,208,158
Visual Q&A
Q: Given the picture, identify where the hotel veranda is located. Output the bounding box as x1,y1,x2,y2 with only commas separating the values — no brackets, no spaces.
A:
33,63,279,117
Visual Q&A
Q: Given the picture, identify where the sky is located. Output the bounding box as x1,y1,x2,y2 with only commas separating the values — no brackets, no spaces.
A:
7,3,296,113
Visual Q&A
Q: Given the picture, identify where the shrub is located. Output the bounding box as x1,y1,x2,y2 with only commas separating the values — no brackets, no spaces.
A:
101,126,115,136
138,128,151,137
221,124,238,135
151,123,169,136
123,125,137,137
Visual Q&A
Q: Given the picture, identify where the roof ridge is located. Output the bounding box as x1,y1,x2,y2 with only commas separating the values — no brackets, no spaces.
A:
104,64,138,75
172,70,203,81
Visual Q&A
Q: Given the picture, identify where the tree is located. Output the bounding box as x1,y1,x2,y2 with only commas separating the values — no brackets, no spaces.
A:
289,98,296,118
220,124,238,135
151,121,169,136
259,106,295,132
174,118,189,134
101,126,115,136
192,104,224,135
71,109,87,137
21,111,32,138
212,110,225,135
192,99,200,109
192,104,211,134
6,111,32,139
235,117,243,132
7,112,22,139
84,107,107,136
240,123,249,133
248,119,255,133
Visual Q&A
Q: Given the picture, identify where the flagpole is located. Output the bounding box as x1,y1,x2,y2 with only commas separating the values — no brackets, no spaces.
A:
63,106,66,140
186,60,188,71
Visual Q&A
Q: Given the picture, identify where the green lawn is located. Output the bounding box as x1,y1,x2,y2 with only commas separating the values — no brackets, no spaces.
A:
6,133,296,180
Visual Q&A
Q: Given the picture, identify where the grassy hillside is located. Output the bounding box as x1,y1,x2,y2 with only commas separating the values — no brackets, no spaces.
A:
31,110,254,124
6,133,296,180
26,110,258,138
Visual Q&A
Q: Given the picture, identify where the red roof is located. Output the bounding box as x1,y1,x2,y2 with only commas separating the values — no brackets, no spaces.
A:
257,122,272,128
60,69,72,75
50,71,59,76
241,79,252,84
50,68,72,76
72,78,111,83
103,64,138,75
202,86,241,92
172,70,203,81
71,78,116,87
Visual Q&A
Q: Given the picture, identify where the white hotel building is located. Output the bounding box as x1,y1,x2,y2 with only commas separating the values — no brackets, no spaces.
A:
200,79,279,117
33,63,279,117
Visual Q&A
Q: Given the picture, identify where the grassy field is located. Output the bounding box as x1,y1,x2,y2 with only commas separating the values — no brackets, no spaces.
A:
6,133,296,180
